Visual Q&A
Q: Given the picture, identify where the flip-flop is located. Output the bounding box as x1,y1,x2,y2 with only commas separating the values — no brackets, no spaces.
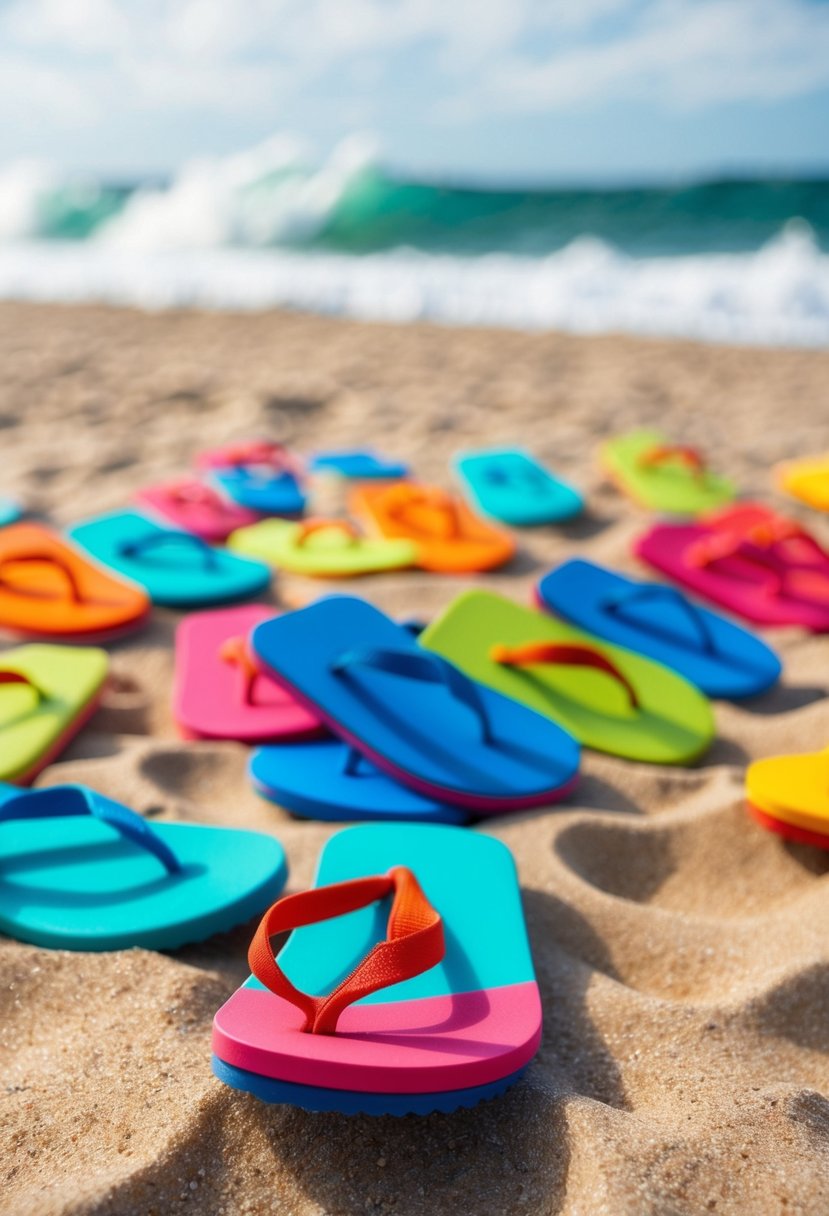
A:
135,477,262,543
747,802,829,850
0,523,150,641
173,605,322,742
0,644,108,784
746,748,829,840
0,783,287,950
636,520,829,631
601,429,735,516
453,447,583,526
420,589,713,764
212,822,541,1114
227,518,417,578
351,482,515,574
536,558,780,699
250,596,580,812
250,740,467,825
776,453,829,513
197,441,306,516
67,510,271,608
310,450,409,480
0,498,21,527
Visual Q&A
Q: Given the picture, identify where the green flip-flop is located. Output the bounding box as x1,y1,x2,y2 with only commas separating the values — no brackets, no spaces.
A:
601,429,735,516
420,590,714,764
228,519,416,578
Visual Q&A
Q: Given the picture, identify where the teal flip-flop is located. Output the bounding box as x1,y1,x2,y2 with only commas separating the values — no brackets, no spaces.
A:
454,447,583,525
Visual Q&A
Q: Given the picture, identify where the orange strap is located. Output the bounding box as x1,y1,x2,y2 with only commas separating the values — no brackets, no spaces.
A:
249,866,444,1035
220,636,264,706
383,487,461,540
294,519,360,548
638,445,705,477
490,641,640,709
0,552,84,603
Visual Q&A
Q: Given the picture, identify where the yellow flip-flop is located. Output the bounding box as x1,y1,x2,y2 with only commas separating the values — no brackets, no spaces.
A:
746,747,829,837
776,453,829,513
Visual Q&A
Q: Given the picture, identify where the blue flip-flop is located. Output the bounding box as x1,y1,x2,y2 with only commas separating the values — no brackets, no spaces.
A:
0,783,287,950
537,558,781,699
67,510,271,607
250,739,467,824
250,596,580,814
212,822,541,1114
310,450,410,480
0,497,22,527
454,447,583,526
198,443,306,516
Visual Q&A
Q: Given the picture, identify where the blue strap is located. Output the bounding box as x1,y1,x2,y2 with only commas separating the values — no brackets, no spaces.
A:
0,785,182,874
118,530,218,569
343,746,374,777
603,584,715,654
331,647,493,745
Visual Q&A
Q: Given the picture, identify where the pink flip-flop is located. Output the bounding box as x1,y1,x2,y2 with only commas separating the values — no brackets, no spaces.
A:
135,478,262,543
173,605,323,742
636,519,829,631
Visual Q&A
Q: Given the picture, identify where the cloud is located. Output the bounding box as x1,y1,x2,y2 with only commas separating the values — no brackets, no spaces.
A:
0,0,827,159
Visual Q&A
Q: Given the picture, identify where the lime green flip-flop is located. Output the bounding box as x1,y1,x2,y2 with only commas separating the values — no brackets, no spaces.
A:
601,429,735,516
420,590,713,764
0,644,109,783
228,518,417,579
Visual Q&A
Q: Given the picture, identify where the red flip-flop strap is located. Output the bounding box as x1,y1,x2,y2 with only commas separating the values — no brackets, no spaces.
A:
638,444,706,477
491,641,640,709
0,552,84,604
248,866,444,1035
295,519,360,548
0,669,44,699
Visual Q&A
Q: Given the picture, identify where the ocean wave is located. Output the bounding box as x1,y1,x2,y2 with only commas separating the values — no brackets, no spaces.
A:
0,225,826,346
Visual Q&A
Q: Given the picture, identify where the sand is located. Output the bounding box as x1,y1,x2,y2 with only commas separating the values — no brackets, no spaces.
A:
1,301,829,1216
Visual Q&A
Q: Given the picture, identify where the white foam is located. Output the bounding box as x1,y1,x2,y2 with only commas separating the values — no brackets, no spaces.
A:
0,223,826,347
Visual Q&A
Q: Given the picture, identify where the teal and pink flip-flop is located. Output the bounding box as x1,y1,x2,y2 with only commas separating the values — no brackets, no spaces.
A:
249,596,580,813
212,823,541,1114
0,783,287,950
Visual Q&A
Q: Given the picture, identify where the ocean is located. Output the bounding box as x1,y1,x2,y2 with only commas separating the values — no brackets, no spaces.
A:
1,139,828,346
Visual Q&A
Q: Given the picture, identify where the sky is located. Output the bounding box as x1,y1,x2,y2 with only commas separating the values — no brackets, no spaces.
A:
0,0,828,183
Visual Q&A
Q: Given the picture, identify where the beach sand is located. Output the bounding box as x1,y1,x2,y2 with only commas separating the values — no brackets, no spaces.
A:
2,301,829,1216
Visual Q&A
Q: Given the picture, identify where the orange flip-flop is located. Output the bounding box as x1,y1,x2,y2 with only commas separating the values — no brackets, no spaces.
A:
0,523,150,641
350,482,515,573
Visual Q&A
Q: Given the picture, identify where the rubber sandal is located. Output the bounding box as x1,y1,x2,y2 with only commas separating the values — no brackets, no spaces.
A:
0,644,108,783
228,518,417,578
250,595,580,813
351,481,515,573
211,822,541,1113
310,450,409,480
536,558,780,699
453,447,583,526
0,498,21,527
0,522,150,641
197,441,306,516
600,428,735,516
0,783,287,949
135,477,262,542
173,605,322,742
421,589,713,764
776,452,829,513
250,739,467,825
746,747,829,839
68,510,271,607
636,520,829,631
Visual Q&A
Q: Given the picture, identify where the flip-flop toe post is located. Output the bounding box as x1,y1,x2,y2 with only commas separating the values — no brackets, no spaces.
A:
454,448,583,526
173,605,322,742
0,523,150,640
68,510,271,607
0,783,288,949
0,644,108,784
351,481,515,573
421,589,713,765
198,441,306,516
601,429,735,516
537,558,781,699
212,823,541,1113
135,478,262,542
228,518,417,578
250,596,580,813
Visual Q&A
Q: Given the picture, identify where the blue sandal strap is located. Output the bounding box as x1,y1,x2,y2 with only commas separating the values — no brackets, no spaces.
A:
119,530,218,569
603,584,715,654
